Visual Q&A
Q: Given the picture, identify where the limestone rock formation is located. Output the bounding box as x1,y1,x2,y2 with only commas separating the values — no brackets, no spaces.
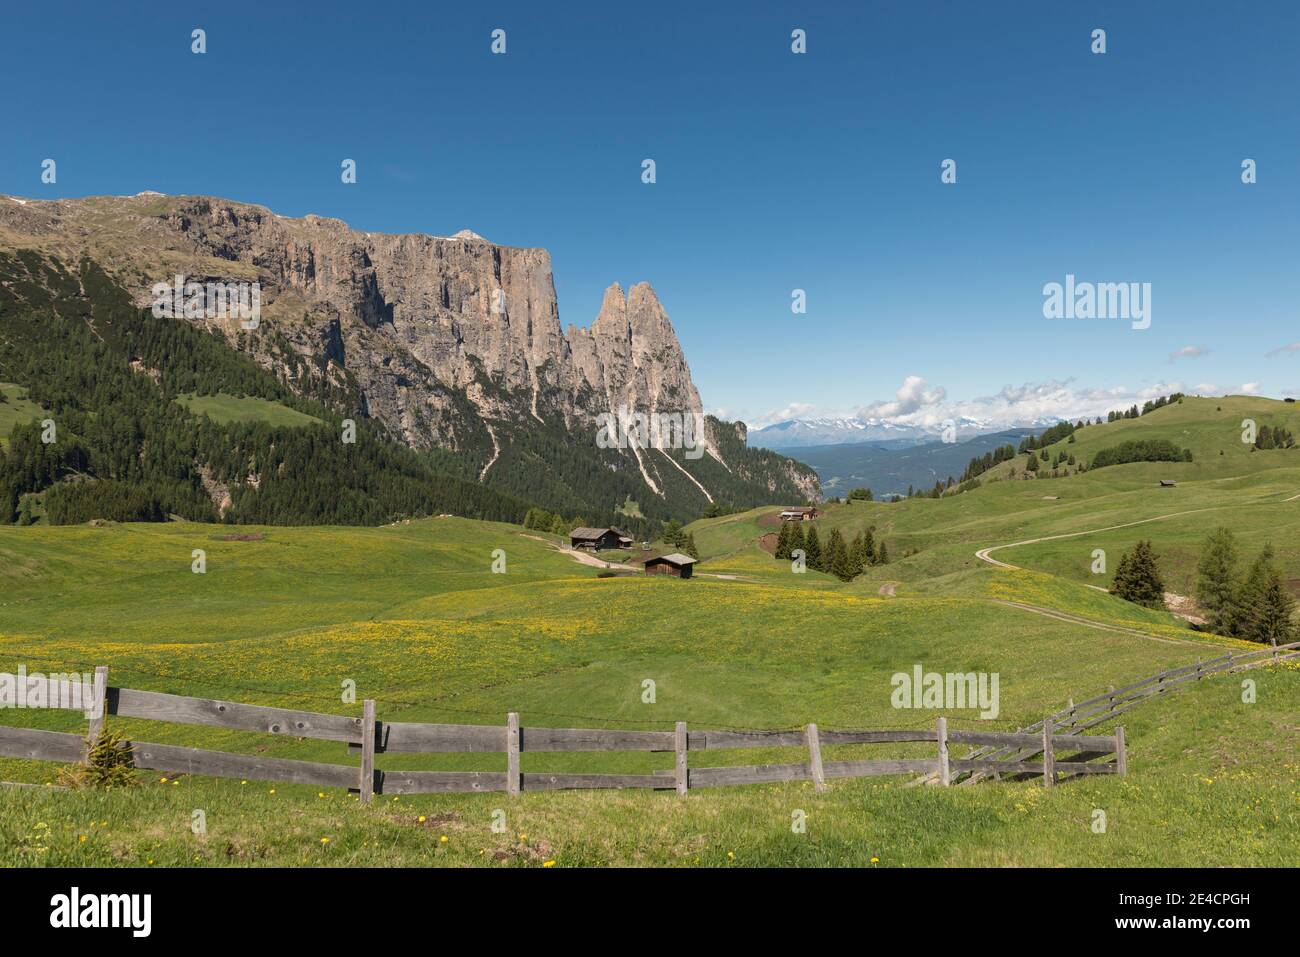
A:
0,193,819,508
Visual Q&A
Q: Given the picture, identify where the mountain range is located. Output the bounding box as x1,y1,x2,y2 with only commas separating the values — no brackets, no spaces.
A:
0,193,817,529
794,428,1043,499
750,415,1060,450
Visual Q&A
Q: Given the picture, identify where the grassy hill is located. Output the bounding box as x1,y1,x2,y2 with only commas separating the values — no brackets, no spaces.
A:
0,382,46,450
0,397,1296,867
987,395,1300,483
174,393,323,428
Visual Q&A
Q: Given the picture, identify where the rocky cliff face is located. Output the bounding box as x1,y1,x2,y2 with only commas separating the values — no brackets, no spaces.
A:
0,192,819,509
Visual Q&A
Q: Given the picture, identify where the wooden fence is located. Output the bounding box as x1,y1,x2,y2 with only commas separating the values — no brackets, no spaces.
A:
938,639,1300,786
0,668,1129,798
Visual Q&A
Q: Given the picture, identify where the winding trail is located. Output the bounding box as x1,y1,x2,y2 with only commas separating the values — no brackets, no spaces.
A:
972,507,1234,646
989,599,1200,646
973,507,1218,575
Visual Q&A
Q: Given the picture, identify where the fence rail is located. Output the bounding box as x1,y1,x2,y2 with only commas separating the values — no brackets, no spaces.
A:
938,639,1299,786
0,667,1131,798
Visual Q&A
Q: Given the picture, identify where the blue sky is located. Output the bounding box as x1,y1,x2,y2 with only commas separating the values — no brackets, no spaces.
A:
3,1,1298,428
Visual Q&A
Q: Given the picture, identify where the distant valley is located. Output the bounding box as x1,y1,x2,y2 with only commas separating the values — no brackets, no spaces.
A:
792,428,1043,498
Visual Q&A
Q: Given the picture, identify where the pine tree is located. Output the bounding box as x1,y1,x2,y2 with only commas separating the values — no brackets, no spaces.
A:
803,524,822,571
875,540,888,565
775,521,792,560
684,532,699,560
1237,545,1295,645
847,531,866,578
788,520,805,558
1112,540,1165,609
1195,527,1240,634
826,528,850,581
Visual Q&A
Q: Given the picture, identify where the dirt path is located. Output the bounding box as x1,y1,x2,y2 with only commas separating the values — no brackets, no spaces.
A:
518,533,639,573
988,599,1202,646
973,507,1218,573
973,510,1227,645
974,507,1228,594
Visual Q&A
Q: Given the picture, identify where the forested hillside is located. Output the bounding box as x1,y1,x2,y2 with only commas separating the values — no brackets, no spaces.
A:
0,250,814,532
0,250,529,526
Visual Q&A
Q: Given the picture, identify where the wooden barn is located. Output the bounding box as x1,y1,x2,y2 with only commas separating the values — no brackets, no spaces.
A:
569,527,633,551
641,553,696,579
778,506,819,522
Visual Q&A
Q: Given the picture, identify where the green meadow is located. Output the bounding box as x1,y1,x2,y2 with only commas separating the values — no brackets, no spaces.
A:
0,397,1297,866
0,382,46,450
173,392,323,428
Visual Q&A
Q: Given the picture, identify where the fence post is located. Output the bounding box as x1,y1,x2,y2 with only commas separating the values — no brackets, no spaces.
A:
1115,725,1127,776
805,723,825,792
506,712,520,797
83,665,108,763
674,722,688,796
936,716,950,786
359,699,375,803
1041,717,1055,788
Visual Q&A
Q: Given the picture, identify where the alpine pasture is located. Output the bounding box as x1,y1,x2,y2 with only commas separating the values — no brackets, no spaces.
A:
1,397,1297,866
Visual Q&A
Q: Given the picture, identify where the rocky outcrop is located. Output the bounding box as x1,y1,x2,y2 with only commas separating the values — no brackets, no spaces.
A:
0,192,819,506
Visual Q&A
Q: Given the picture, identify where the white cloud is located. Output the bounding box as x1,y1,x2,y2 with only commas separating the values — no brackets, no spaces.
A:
1169,345,1208,361
753,377,1226,433
741,401,820,428
854,375,947,420
775,401,817,420
744,374,1290,435
1267,342,1300,357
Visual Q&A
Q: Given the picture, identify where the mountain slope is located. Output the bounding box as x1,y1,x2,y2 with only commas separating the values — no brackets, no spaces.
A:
0,193,818,523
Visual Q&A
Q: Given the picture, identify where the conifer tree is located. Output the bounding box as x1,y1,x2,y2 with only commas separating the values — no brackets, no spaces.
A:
788,520,805,557
826,528,850,581
684,532,699,560
875,539,888,565
775,521,792,560
1237,545,1295,645
848,531,866,578
803,524,822,571
1112,540,1165,609
1195,527,1240,634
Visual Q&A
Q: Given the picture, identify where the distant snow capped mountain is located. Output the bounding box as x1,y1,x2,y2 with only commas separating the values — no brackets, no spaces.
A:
751,415,1059,449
